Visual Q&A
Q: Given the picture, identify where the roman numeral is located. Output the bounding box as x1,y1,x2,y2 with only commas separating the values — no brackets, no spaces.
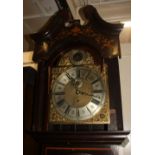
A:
54,92,65,95
91,98,100,105
85,70,91,79
65,105,70,114
57,81,65,86
93,90,103,93
77,109,80,117
76,69,80,78
91,79,99,84
86,106,92,114
56,99,64,107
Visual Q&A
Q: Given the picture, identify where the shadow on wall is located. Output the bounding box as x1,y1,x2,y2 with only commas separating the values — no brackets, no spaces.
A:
23,34,35,51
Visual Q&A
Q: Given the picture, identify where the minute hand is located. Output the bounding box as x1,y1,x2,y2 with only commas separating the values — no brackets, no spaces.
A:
66,72,77,86
76,89,99,98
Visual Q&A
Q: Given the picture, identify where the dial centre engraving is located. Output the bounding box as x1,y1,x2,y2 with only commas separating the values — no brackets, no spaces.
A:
64,79,92,108
74,79,83,88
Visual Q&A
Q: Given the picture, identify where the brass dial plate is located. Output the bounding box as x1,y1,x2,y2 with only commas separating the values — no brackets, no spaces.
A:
49,65,110,124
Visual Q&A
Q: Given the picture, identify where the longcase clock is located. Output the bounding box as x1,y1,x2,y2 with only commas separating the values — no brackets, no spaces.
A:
24,5,130,155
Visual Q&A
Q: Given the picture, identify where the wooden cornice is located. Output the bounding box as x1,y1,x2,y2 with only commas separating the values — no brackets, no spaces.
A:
30,5,123,64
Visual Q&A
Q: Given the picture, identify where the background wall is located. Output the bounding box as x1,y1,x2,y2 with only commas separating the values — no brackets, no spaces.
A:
119,43,131,155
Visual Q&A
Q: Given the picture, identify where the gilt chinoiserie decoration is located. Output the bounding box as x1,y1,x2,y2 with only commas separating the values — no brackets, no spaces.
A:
31,5,123,63
26,4,130,155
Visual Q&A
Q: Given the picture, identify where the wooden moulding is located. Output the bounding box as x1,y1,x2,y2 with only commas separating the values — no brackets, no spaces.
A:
28,130,130,147
30,5,123,65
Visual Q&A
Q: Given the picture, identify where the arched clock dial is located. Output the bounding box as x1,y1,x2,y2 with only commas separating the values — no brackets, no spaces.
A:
51,66,105,121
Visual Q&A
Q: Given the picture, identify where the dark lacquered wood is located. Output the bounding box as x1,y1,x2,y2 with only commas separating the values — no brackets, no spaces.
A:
32,62,48,131
44,146,115,155
79,5,123,32
55,0,73,13
23,67,37,131
23,67,40,155
27,131,130,147
105,58,124,130
24,4,130,155
31,5,123,64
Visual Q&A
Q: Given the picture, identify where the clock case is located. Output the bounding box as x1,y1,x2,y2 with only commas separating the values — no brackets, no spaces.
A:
24,5,130,155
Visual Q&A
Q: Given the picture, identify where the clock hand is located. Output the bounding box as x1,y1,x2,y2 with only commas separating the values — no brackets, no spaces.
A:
76,89,100,99
66,72,74,80
66,73,81,89
66,72,76,85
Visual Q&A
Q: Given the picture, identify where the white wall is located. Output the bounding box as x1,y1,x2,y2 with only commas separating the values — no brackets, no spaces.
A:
119,43,131,155
23,51,37,70
119,43,131,130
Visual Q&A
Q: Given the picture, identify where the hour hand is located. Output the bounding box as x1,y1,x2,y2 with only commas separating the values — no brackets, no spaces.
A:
76,89,100,99
66,72,75,82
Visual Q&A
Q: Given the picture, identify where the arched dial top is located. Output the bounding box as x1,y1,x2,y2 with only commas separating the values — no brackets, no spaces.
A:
51,66,105,121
